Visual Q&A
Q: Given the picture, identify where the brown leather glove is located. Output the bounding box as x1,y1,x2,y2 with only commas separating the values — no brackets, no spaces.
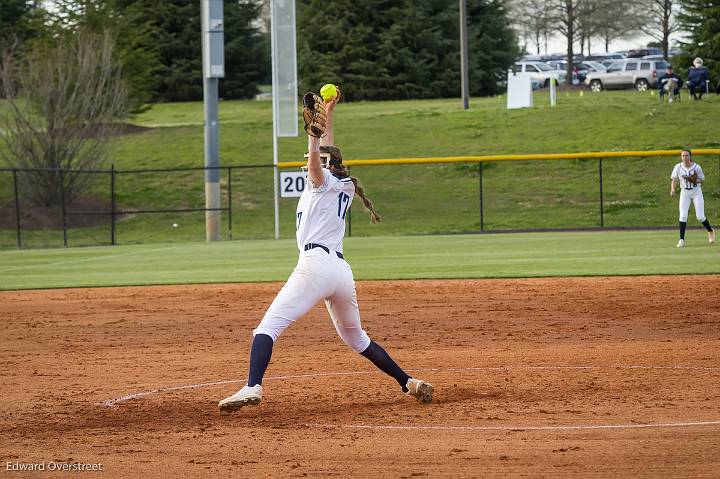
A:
302,92,327,138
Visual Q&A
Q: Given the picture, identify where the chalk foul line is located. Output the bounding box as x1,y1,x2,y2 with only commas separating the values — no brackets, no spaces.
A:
304,420,720,432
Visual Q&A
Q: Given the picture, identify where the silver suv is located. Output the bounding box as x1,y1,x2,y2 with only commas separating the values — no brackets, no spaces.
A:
585,59,668,92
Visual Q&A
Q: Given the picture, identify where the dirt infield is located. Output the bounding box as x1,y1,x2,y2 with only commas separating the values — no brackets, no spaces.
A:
2,276,719,477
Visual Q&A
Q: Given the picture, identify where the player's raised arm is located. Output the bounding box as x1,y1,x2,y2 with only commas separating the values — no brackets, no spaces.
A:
306,135,323,188
302,92,328,188
320,86,340,148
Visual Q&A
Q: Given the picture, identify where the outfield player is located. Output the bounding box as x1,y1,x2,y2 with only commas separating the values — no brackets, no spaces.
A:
218,90,433,411
670,149,716,247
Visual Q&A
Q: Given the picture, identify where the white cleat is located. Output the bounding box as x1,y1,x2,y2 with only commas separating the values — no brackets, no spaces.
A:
676,239,685,248
709,230,716,244
406,378,433,403
218,384,262,412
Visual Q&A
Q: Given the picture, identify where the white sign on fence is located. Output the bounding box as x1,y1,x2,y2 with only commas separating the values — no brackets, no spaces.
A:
279,171,307,198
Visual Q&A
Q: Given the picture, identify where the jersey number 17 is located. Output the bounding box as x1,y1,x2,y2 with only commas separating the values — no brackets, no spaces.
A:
337,192,350,219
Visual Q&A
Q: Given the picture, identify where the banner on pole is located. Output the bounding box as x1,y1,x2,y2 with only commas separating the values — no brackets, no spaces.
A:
271,0,298,137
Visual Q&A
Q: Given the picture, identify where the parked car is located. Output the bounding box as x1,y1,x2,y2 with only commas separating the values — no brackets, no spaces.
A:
600,59,618,68
582,61,607,73
585,58,668,92
585,53,625,63
521,53,583,63
642,51,679,62
546,60,588,83
626,48,662,58
519,54,557,63
512,61,565,87
547,60,605,83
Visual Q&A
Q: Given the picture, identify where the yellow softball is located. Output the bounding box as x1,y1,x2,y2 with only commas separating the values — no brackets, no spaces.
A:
320,83,338,101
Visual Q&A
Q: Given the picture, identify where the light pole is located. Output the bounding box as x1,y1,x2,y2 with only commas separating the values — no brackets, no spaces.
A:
459,0,470,110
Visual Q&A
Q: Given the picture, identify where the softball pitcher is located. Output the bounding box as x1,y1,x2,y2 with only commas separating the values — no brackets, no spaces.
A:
218,89,433,411
670,149,716,247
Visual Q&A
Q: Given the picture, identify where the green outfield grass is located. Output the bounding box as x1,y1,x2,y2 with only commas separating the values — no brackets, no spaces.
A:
1,230,718,290
111,91,720,169
1,91,720,249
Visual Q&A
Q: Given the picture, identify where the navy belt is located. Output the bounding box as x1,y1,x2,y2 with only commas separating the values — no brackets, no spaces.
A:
304,243,344,259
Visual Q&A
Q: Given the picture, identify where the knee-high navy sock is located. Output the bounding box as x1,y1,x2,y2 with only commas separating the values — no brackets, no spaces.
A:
247,333,274,387
679,221,687,239
360,340,411,392
702,219,713,232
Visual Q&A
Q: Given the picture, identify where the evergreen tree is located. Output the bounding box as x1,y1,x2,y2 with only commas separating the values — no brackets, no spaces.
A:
143,0,268,102
297,0,517,100
47,0,268,103
466,0,519,96
150,0,203,101
677,0,720,83
47,0,162,110
297,0,388,100
376,1,459,99
0,0,44,51
222,0,270,99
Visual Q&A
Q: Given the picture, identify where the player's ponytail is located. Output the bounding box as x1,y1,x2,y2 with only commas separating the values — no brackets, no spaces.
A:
349,176,381,224
321,146,381,224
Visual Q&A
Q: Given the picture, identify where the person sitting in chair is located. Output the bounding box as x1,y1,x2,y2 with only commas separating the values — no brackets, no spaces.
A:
658,64,682,102
687,57,710,100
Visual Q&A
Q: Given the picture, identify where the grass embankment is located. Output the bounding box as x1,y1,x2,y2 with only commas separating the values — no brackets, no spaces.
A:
1,230,718,290
1,91,719,249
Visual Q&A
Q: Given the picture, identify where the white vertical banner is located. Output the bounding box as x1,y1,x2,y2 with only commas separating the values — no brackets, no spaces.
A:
270,0,299,239
271,0,298,138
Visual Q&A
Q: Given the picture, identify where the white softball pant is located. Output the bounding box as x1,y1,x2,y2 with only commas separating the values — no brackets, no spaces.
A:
679,187,706,222
253,248,372,353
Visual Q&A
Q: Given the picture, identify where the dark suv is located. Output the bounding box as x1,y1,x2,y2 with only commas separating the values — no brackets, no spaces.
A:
626,48,662,58
584,59,668,92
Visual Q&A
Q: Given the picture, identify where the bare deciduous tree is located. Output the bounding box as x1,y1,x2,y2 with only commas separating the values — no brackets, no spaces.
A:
0,30,127,207
553,0,581,82
509,0,554,55
593,0,644,53
639,0,679,58
576,0,601,55
577,7,591,56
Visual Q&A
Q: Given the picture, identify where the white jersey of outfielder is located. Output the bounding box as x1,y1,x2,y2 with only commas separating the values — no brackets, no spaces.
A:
671,162,704,190
253,167,371,353
296,168,354,253
671,162,707,222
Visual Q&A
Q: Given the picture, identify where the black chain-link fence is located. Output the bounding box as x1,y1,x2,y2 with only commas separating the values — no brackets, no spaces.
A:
1,154,719,249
